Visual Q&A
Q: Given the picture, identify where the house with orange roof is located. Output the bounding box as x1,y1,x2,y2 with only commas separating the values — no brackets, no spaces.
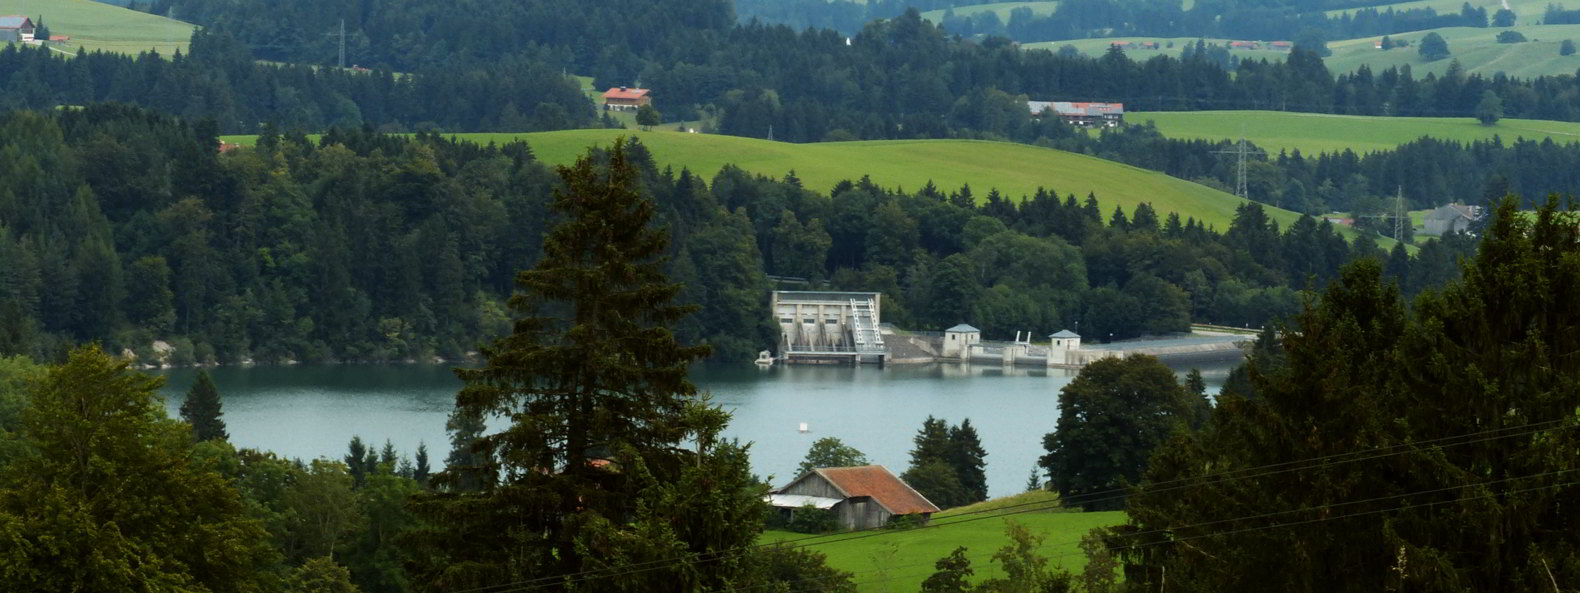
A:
603,86,651,111
767,465,941,529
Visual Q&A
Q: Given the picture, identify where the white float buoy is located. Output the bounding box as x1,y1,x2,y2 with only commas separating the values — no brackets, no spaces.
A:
798,422,809,433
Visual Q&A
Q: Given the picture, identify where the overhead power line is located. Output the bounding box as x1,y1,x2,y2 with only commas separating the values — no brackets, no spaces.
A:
446,416,1577,593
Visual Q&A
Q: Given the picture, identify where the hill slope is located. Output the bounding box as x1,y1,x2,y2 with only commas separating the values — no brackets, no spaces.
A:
762,491,1125,593
1133,110,1580,154
1028,24,1580,78
4,0,195,55
460,129,1297,231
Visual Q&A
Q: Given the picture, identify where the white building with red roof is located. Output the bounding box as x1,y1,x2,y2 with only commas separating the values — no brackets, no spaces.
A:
602,86,651,111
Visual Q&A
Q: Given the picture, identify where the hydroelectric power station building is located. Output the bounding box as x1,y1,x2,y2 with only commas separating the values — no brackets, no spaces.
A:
772,291,886,364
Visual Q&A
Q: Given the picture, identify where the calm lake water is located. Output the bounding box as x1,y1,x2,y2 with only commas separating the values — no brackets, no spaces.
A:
157,361,1233,498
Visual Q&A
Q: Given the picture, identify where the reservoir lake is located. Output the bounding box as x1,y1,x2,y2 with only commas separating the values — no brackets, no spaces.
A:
157,361,1232,498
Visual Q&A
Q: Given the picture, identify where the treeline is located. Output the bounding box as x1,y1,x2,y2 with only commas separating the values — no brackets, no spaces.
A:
0,30,596,133
938,0,1494,45
78,3,1580,140
10,17,1580,144
0,105,767,363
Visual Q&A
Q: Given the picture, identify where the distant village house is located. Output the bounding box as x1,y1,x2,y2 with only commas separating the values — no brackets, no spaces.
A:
1027,101,1125,128
0,16,34,43
766,465,940,530
1423,203,1480,235
603,87,651,111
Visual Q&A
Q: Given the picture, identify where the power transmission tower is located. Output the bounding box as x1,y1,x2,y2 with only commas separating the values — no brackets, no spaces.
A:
338,19,346,69
1354,186,1409,242
1393,186,1405,241
1212,125,1266,199
324,19,347,68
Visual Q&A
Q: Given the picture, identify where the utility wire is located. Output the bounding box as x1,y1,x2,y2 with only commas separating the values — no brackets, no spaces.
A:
448,416,1577,593
708,472,1580,593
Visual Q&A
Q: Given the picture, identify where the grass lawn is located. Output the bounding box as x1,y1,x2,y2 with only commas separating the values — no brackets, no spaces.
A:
4,0,195,55
1133,110,1580,154
919,1,1060,23
761,492,1124,593
1025,23,1580,78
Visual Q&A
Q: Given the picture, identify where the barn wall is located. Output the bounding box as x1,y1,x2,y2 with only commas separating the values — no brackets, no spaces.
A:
781,474,845,500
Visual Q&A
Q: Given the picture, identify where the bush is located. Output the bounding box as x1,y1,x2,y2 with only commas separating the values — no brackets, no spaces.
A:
1496,30,1527,43
1563,39,1576,55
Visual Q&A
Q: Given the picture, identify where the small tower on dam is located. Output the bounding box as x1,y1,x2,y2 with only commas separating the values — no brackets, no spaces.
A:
1048,329,1081,366
772,291,886,364
942,324,981,360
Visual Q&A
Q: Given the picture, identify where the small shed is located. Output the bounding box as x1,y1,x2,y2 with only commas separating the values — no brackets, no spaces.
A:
603,86,651,110
768,465,940,530
942,324,981,359
1049,329,1082,366
1423,203,1477,235
0,16,34,43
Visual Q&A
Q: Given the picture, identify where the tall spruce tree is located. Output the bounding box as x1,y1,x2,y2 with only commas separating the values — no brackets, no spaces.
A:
946,419,988,504
178,369,227,442
407,139,763,593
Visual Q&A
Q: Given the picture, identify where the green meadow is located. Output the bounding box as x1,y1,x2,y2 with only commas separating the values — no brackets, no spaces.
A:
220,128,1385,238
919,1,1060,23
760,491,1125,593
460,128,1293,231
1324,0,1551,18
1321,24,1580,78
3,0,196,55
1023,36,1287,62
1026,23,1580,78
1134,110,1580,154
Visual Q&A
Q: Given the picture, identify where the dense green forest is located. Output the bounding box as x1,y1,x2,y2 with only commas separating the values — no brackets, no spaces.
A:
1109,198,1580,591
0,106,1486,365
27,6,1580,137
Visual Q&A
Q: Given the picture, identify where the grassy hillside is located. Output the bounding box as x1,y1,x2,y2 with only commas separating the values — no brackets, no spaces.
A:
1322,24,1580,78
1024,36,1284,61
450,128,1305,231
1325,0,1549,19
919,1,1060,23
761,492,1124,593
3,0,195,55
1134,110,1580,153
1026,23,1580,78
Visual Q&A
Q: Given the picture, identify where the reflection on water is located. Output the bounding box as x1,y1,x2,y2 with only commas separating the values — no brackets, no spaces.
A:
158,360,1234,498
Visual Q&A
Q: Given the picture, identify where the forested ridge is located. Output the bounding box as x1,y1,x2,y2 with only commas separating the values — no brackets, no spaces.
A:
18,8,1580,140
0,106,1484,365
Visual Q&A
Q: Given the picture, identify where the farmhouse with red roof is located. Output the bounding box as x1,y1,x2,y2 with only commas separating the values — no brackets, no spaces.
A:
766,465,941,529
603,86,651,111
1026,100,1125,127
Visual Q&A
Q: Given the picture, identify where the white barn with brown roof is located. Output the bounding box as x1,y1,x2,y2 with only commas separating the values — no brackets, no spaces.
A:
767,465,940,530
